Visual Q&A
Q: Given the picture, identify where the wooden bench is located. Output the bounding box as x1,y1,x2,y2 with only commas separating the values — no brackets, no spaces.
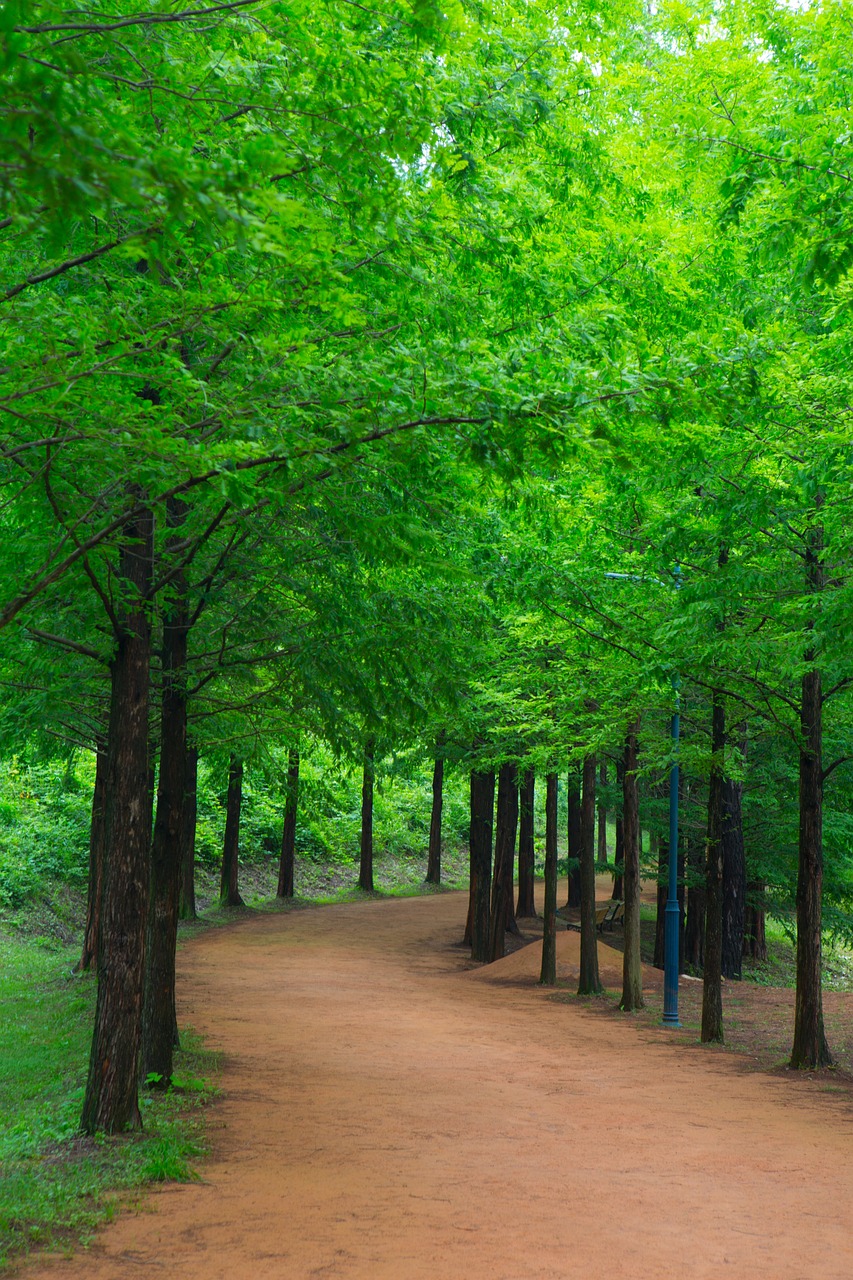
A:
567,901,623,932
596,900,621,932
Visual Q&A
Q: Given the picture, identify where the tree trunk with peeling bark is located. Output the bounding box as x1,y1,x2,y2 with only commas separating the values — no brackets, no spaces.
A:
489,761,518,962
516,768,536,917
81,507,153,1135
743,883,767,961
791,670,832,1067
142,539,189,1087
78,740,108,973
620,724,643,1011
179,746,198,920
578,753,601,995
596,760,607,867
220,755,244,907
277,748,299,898
358,737,375,893
426,751,443,886
721,778,746,980
566,774,582,908
467,769,494,960
540,772,558,985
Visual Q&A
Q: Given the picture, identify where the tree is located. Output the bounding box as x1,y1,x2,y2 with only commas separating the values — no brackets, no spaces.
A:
81,511,153,1134
488,762,518,963
426,745,444,887
220,755,245,908
540,773,558,985
516,769,536,918
358,738,376,894
277,748,300,900
577,754,601,996
620,723,643,1012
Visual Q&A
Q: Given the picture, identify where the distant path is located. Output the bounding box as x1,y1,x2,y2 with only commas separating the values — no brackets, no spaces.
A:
25,886,853,1279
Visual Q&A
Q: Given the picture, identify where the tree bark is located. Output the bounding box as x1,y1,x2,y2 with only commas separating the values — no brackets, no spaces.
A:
596,760,607,866
721,778,746,980
566,773,582,908
578,753,601,995
684,814,706,972
653,834,666,970
791,666,832,1067
467,769,494,961
426,750,443,886
78,740,108,972
620,723,644,1011
612,756,625,901
142,539,189,1087
489,762,518,962
516,768,536,917
220,754,244,906
702,694,725,1043
277,747,299,898
743,882,767,961
178,746,198,920
540,772,558,985
358,736,376,892
81,507,153,1135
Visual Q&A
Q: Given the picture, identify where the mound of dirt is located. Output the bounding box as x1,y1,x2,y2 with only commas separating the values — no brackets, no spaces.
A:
465,924,664,992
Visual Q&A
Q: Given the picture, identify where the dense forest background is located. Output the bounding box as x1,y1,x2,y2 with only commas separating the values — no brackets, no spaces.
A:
3,0,853,1143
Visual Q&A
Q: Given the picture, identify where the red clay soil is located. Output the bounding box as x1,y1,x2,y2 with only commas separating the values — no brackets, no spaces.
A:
23,883,853,1280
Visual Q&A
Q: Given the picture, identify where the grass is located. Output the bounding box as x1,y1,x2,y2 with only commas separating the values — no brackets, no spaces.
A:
0,933,220,1271
182,843,470,918
0,843,467,1270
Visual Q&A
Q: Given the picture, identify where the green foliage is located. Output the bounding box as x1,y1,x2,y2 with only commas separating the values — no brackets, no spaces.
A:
0,758,92,908
0,935,218,1269
194,741,471,869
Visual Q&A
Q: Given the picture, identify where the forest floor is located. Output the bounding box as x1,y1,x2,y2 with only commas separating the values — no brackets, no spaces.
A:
16,876,853,1280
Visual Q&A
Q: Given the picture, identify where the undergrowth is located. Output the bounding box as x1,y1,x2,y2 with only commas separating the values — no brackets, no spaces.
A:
0,933,220,1271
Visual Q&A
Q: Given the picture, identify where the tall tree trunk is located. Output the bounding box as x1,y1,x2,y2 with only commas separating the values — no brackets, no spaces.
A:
540,772,558,985
578,753,601,995
516,768,536,917
78,739,108,972
721,778,746,980
220,755,244,906
426,749,444,886
684,809,706,972
743,882,767,961
467,769,494,961
142,537,189,1087
489,762,518,962
620,722,643,1011
791,669,832,1067
653,834,666,970
702,694,725,1044
612,756,625,901
358,736,376,892
566,773,582,908
178,746,198,920
277,747,300,898
81,507,153,1135
678,828,686,975
596,760,607,867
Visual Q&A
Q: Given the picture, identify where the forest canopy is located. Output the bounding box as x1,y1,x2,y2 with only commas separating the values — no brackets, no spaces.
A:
2,0,853,1131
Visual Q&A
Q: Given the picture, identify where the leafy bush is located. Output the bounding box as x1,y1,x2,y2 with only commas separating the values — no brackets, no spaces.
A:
0,758,92,908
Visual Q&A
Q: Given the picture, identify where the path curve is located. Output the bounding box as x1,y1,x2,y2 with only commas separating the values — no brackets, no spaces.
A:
25,886,853,1279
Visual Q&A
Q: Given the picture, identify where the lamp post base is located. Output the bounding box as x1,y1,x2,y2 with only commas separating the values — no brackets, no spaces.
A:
662,896,681,1026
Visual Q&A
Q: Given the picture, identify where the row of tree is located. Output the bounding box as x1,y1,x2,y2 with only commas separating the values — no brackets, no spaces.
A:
2,0,852,1132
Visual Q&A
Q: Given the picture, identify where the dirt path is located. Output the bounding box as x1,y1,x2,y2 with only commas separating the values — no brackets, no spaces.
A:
26,884,853,1279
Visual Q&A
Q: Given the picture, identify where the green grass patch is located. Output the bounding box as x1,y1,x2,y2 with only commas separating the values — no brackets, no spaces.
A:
0,933,219,1271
